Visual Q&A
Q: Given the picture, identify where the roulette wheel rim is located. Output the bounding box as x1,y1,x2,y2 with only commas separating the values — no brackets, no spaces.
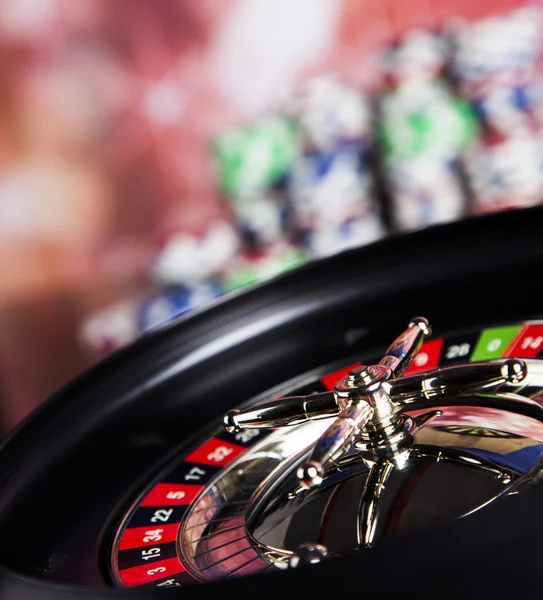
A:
1,206,543,599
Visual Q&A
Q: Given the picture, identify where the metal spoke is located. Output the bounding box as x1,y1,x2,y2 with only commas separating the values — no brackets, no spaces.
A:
184,514,244,533
219,554,263,578
187,525,245,547
191,534,247,559
410,444,518,482
187,498,248,517
199,544,253,572
356,459,394,549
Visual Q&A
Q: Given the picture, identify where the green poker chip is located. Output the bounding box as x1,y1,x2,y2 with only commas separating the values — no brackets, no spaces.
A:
378,82,478,161
213,117,300,196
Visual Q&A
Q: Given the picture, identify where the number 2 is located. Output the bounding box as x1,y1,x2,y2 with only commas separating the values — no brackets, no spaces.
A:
445,343,470,359
151,509,173,523
207,446,233,463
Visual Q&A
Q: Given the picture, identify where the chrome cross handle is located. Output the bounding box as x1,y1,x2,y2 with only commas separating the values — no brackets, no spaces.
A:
296,317,431,487
224,317,430,433
223,317,528,490
377,316,431,377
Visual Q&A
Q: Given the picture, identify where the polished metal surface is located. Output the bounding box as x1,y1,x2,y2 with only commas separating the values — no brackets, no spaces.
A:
227,319,530,485
179,420,332,581
289,544,328,568
224,391,339,432
357,459,394,548
377,316,430,376
215,318,543,571
245,400,543,565
224,358,529,431
297,401,373,489
393,359,529,405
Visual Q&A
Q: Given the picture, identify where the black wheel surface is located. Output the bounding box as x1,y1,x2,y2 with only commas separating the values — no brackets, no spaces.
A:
1,207,543,599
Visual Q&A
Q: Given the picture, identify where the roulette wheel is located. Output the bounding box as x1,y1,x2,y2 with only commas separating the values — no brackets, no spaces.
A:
1,206,543,599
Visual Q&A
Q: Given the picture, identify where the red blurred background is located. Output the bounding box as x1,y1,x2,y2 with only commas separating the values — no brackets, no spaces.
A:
0,0,528,432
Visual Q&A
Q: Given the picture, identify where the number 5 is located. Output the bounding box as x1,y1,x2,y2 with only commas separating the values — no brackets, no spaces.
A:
166,491,185,500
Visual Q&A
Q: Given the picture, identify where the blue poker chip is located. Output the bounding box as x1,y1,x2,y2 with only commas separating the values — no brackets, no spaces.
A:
137,281,224,333
284,75,373,152
288,144,366,188
229,189,292,252
472,83,543,129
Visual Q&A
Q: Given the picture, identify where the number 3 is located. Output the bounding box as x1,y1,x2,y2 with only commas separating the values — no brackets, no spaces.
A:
207,446,233,462
143,528,163,543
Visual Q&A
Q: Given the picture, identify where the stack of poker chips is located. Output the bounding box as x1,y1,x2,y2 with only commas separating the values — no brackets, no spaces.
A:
150,221,240,290
377,30,477,231
79,222,240,355
83,8,543,359
212,116,309,289
79,277,226,356
450,7,543,212
142,220,241,326
285,75,384,258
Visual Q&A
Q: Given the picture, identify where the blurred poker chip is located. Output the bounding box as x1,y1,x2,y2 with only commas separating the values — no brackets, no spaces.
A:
212,116,299,197
377,29,477,231
305,214,384,258
150,221,241,287
79,279,226,357
385,157,467,231
229,187,292,252
448,6,543,213
78,298,140,357
80,221,241,357
381,29,448,87
378,80,477,163
282,74,373,153
449,6,543,135
137,280,225,334
223,243,309,292
465,129,543,213
449,7,543,88
287,144,383,256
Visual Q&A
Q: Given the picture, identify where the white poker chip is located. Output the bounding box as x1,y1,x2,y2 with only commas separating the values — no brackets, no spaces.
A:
384,29,448,83
79,299,140,356
151,222,240,287
466,133,543,211
451,7,543,83
230,189,286,248
284,74,372,152
387,157,467,230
